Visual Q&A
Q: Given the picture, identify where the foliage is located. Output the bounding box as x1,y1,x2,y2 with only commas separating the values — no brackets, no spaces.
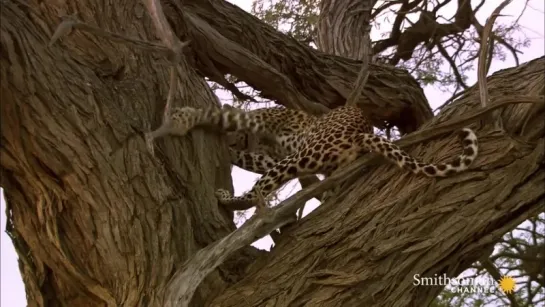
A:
429,213,545,306
252,0,320,44
251,0,532,97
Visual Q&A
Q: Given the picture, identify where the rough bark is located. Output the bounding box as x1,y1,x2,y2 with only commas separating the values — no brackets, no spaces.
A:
317,0,377,60
0,0,543,306
208,56,545,306
169,0,433,134
0,1,258,306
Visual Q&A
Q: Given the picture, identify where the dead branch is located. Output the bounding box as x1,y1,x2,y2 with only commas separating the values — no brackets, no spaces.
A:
143,0,190,121
141,0,192,157
166,96,542,304
345,0,373,106
477,0,513,108
49,15,170,54
164,205,297,307
477,0,512,130
472,19,522,67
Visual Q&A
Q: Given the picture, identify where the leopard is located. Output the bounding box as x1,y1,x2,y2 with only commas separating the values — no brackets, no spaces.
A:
220,105,333,206
225,131,290,174
147,104,311,175
221,104,292,171
146,104,479,211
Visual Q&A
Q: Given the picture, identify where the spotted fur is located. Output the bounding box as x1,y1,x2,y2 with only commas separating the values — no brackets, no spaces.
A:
170,105,310,151
221,104,289,158
147,105,308,175
148,105,478,209
225,133,287,174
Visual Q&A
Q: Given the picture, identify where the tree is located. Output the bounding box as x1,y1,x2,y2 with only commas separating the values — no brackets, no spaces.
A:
0,0,543,306
252,1,544,305
252,0,531,93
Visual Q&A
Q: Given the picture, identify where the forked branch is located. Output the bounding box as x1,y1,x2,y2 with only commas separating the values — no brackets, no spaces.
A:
141,0,192,156
143,0,190,121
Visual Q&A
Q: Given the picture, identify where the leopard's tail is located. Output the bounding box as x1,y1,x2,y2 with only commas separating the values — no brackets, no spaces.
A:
360,128,478,177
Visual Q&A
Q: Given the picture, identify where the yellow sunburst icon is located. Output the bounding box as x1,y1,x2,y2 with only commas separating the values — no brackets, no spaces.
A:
498,276,516,294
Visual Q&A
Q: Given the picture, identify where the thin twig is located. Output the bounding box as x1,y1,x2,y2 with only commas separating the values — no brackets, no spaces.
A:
345,0,373,106
435,90,466,113
480,259,521,307
477,0,512,130
437,42,469,90
165,96,542,305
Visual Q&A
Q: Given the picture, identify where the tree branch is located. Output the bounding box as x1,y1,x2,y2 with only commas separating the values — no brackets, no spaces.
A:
472,16,522,67
143,0,192,145
166,94,542,304
480,258,520,306
372,0,425,57
373,0,472,65
436,41,469,89
477,0,512,130
177,0,434,134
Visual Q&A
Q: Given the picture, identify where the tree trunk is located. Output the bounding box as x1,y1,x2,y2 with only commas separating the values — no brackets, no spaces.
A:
317,0,376,60
0,1,257,306
1,1,543,306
